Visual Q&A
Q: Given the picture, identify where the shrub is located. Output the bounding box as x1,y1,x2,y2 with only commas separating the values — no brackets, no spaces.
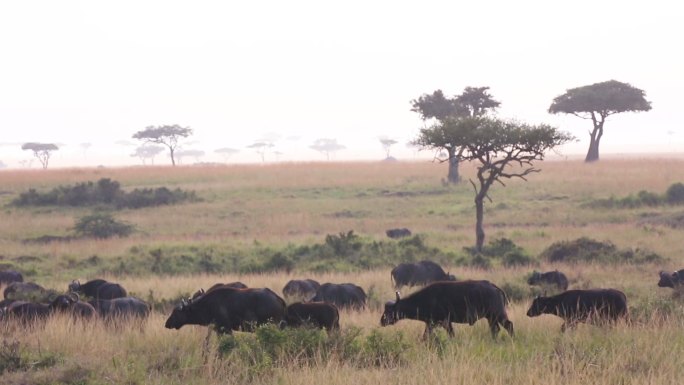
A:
501,250,537,267
539,237,667,265
666,182,684,204
73,212,135,239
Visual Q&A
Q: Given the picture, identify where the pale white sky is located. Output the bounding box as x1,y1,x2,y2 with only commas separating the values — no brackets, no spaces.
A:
0,0,682,167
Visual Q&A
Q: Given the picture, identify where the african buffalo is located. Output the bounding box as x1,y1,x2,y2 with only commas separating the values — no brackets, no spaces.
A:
49,294,97,319
282,302,340,331
165,287,286,334
0,269,23,285
190,281,248,300
526,289,628,332
391,260,456,289
3,282,47,301
311,283,366,310
380,280,513,339
386,228,412,239
69,279,128,300
88,297,150,321
527,270,569,291
4,301,50,324
282,279,320,302
657,270,684,288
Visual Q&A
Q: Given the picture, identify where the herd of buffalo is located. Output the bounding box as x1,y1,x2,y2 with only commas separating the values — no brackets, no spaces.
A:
1,262,683,338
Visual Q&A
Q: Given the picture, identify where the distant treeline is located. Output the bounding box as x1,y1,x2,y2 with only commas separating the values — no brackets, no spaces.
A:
586,182,684,209
12,178,199,209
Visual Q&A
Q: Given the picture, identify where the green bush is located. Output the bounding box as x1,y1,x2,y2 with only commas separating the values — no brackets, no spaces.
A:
539,237,666,265
73,212,134,239
501,250,537,267
12,178,198,209
666,182,684,204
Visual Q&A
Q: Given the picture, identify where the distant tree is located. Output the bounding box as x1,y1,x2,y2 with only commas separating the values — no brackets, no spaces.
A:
131,145,164,165
132,124,193,166
115,140,136,147
423,116,572,252
411,86,499,183
379,137,398,159
21,142,59,169
19,159,34,168
0,160,6,169
549,80,651,162
248,141,274,162
80,142,92,154
175,149,205,164
310,138,345,160
215,147,239,162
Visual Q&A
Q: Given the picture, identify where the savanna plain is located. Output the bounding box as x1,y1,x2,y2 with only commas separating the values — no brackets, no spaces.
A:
2,158,684,385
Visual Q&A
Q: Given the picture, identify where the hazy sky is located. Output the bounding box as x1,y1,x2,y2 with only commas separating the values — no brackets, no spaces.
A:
1,0,682,167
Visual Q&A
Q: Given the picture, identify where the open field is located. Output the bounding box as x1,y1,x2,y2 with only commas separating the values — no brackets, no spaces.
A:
2,158,684,384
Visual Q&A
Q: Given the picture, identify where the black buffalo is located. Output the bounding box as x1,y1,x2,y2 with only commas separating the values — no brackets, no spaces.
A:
88,297,150,321
657,269,684,288
380,280,513,339
69,279,128,300
282,302,340,331
386,228,412,239
49,294,97,319
311,283,366,310
526,289,628,332
190,282,248,300
391,260,456,289
0,269,23,285
4,282,47,301
165,287,286,334
527,270,569,291
282,279,320,301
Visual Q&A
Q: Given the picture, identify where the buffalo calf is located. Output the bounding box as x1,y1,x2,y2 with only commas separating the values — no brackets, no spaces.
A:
526,289,628,332
527,270,569,291
282,302,339,331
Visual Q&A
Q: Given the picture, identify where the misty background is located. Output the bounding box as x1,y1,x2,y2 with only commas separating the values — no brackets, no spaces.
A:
1,0,682,168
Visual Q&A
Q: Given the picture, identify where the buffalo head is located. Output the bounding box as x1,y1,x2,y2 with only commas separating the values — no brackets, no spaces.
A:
527,271,541,285
68,280,81,292
658,271,677,288
380,292,401,326
165,300,190,329
526,295,551,317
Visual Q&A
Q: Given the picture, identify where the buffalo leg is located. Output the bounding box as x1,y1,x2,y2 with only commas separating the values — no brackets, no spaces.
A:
488,318,501,338
442,319,454,337
422,323,434,340
502,319,514,337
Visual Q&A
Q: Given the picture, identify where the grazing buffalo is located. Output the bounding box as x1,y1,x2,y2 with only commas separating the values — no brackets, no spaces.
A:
386,228,412,239
165,287,286,334
282,279,320,302
190,281,248,300
527,270,569,291
380,280,513,339
311,283,366,310
526,289,628,332
0,270,23,285
391,260,456,289
49,294,97,319
4,301,50,324
69,279,127,300
657,270,684,288
4,282,47,301
88,297,150,320
282,302,340,331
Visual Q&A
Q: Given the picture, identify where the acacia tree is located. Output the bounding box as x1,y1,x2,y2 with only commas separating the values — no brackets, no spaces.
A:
132,124,193,166
310,138,345,160
549,80,651,162
21,142,59,169
131,145,164,165
411,87,499,183
248,141,274,162
428,117,572,252
379,137,398,159
215,147,239,162
175,149,205,164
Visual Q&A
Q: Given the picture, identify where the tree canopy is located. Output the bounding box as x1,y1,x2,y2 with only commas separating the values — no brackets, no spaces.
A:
411,86,500,183
21,142,59,169
435,117,573,251
549,80,651,162
310,139,345,160
132,124,193,166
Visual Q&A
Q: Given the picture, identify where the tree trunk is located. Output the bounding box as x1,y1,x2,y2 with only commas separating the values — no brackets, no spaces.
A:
475,195,485,252
447,148,460,183
585,114,604,163
170,148,176,166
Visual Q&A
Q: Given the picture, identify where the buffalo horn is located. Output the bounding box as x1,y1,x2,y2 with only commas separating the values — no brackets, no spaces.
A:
395,291,401,301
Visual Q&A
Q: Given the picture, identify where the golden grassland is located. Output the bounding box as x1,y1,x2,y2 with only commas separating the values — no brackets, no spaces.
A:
2,158,684,384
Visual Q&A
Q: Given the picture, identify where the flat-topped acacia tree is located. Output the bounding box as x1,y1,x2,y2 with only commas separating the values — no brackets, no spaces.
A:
21,142,59,169
549,80,651,162
132,125,193,166
433,116,573,252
